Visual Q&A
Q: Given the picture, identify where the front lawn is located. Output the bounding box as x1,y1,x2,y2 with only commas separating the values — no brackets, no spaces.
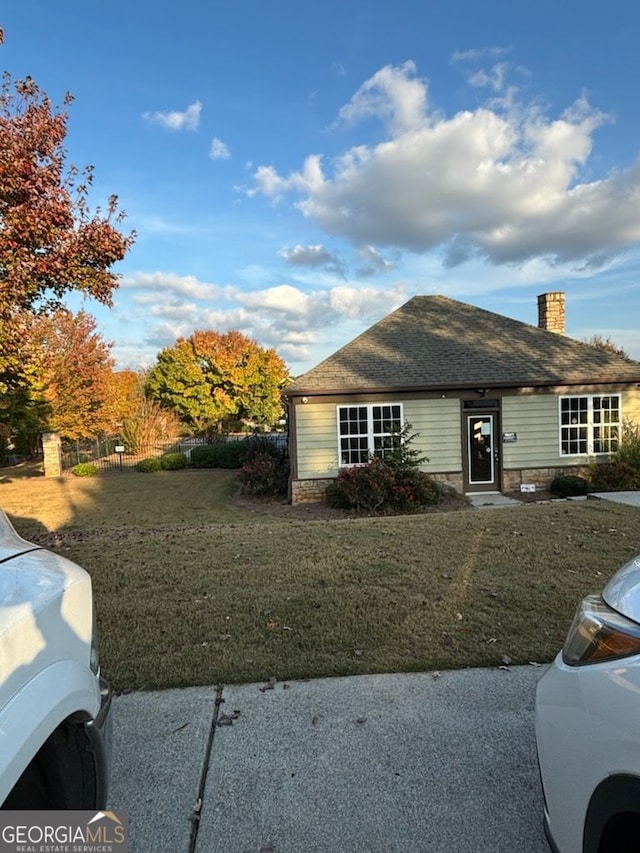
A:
3,469,640,690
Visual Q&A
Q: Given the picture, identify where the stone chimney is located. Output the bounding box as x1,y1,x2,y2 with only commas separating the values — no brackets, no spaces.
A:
537,292,565,334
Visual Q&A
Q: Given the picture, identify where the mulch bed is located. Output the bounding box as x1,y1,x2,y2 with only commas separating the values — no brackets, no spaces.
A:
234,490,472,521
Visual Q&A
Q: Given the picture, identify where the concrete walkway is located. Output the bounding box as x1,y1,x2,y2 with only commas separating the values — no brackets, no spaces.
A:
109,667,549,853
589,490,640,507
467,490,640,509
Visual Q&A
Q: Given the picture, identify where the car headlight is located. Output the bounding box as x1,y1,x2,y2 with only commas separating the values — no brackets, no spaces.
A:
563,593,640,666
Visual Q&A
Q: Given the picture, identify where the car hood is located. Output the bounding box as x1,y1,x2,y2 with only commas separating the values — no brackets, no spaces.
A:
0,509,94,708
602,555,640,625
0,510,42,563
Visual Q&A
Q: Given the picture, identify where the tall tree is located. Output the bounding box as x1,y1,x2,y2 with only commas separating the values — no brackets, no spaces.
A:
146,330,290,433
24,308,116,440
0,28,134,390
584,334,632,361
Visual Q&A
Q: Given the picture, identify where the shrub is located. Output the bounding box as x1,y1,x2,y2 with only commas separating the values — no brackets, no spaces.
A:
237,452,290,497
136,457,162,473
383,422,428,474
613,421,640,472
161,452,187,470
326,457,441,514
325,481,353,509
325,423,438,514
190,445,220,468
549,474,590,498
591,462,640,491
215,440,245,469
239,434,287,462
71,462,98,477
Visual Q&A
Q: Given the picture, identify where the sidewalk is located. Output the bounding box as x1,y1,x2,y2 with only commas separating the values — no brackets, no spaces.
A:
109,667,549,853
467,490,640,509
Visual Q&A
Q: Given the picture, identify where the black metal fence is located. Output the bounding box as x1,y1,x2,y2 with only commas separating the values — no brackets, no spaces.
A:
60,434,286,473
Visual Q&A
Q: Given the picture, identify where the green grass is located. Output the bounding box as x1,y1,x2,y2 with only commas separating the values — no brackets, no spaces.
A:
2,469,640,691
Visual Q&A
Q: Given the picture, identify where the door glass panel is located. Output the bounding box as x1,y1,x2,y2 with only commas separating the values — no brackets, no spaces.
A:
468,415,494,484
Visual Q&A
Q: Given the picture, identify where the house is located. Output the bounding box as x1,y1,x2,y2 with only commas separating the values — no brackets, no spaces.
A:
283,292,640,503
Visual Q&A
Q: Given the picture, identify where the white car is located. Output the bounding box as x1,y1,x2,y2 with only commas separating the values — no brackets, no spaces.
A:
0,509,111,808
536,555,640,852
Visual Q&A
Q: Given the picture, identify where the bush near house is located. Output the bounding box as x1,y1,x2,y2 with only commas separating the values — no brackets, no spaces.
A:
236,435,290,497
550,474,590,498
613,421,640,473
326,422,440,514
326,457,441,514
591,462,640,492
237,452,290,497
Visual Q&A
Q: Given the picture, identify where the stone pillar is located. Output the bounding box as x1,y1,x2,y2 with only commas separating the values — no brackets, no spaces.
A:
42,432,62,478
537,292,565,334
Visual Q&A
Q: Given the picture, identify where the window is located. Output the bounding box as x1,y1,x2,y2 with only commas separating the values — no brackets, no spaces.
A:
559,395,620,456
337,404,403,465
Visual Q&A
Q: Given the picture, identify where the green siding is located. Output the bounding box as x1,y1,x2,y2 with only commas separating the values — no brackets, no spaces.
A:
295,387,640,481
296,404,339,478
404,399,461,472
501,386,640,469
295,398,462,480
501,394,560,468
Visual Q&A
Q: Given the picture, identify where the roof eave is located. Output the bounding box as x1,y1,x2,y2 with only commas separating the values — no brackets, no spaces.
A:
283,374,640,398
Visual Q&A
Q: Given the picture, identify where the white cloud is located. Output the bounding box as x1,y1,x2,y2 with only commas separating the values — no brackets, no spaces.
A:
143,100,202,131
450,46,512,64
279,244,346,276
468,63,509,93
249,61,640,270
121,271,224,301
337,61,426,135
241,284,312,316
356,245,395,277
210,137,231,159
132,277,407,365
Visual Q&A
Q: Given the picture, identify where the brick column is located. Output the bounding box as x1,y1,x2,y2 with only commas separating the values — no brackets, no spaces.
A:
42,432,62,478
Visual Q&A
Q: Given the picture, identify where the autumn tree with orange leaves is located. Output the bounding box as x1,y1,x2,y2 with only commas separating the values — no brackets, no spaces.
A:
24,308,117,440
146,330,290,434
0,27,134,391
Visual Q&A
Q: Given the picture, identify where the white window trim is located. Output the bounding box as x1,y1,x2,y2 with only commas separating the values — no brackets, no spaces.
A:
558,394,621,457
336,403,404,467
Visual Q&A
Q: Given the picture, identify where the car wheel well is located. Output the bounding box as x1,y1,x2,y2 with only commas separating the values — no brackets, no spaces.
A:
599,812,640,852
2,714,101,810
584,775,640,853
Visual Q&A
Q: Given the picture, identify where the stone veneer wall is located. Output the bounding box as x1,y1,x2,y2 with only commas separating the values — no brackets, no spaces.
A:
502,465,592,492
290,472,464,504
292,466,592,503
290,478,335,503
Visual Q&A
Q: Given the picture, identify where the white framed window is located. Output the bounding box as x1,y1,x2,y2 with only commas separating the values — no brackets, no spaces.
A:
337,403,403,466
559,395,621,456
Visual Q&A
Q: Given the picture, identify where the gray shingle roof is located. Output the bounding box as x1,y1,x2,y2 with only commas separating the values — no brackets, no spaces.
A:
286,295,640,394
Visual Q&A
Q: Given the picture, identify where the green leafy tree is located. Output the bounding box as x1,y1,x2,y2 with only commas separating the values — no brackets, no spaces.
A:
146,330,289,433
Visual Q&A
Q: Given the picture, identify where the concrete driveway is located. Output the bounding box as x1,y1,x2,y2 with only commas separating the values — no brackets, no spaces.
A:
109,666,549,853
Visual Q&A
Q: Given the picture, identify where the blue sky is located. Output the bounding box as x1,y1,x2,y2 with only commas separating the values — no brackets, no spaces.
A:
3,1,640,375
